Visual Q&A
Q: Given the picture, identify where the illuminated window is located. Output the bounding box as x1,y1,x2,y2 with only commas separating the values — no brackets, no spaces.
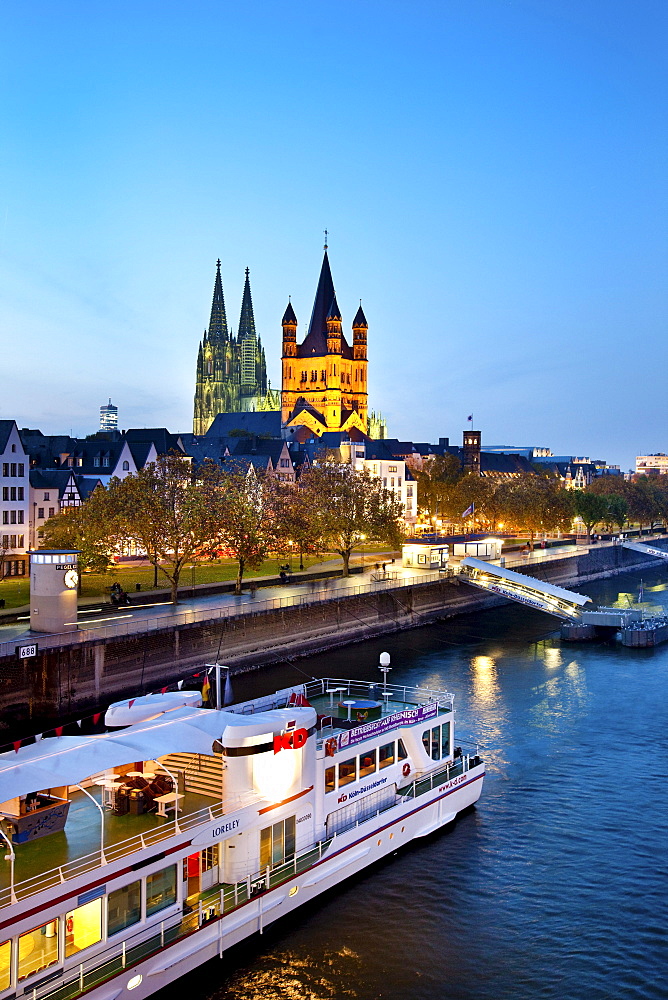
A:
146,866,177,916
108,880,141,936
17,921,59,981
359,748,377,778
0,940,10,991
338,758,357,787
379,742,395,769
389,466,397,472
324,766,335,793
260,816,296,870
65,898,102,957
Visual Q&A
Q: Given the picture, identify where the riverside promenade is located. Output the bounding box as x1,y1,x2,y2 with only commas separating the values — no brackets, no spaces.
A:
0,537,665,735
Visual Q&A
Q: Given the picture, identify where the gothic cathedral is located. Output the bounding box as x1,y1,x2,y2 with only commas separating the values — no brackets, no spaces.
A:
193,262,277,435
280,249,368,436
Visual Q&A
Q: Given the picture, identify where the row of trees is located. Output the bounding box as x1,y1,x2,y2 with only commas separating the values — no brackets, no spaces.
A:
42,455,405,600
414,458,668,546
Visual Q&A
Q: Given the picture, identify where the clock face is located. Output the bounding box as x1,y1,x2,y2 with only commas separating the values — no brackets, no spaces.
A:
64,569,78,590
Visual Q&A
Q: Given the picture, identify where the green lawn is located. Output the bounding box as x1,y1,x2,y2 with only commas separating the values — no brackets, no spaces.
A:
0,546,396,610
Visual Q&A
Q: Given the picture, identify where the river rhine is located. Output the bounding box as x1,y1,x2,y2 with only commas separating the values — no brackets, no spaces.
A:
160,566,668,1000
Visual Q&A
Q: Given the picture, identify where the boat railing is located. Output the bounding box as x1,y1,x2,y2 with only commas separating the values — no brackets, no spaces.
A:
29,837,335,1000
0,792,256,912
399,746,483,801
305,677,455,711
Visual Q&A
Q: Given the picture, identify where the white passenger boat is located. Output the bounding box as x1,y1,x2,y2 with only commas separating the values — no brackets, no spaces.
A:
0,675,484,1000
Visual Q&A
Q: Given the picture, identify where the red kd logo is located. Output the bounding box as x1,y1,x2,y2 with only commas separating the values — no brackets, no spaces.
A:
273,727,308,754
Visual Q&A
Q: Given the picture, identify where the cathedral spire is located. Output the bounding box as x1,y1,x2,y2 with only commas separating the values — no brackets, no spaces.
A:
237,267,256,341
208,259,228,340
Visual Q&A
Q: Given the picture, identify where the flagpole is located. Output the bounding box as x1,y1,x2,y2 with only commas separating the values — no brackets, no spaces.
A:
216,663,221,711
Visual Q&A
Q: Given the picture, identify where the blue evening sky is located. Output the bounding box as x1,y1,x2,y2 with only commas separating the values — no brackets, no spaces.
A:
0,0,666,471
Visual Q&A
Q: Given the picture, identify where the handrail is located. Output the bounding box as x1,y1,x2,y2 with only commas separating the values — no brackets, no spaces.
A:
0,571,447,657
0,791,255,912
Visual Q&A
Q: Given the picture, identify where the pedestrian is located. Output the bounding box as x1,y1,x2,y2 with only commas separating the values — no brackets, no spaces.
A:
249,581,257,597
382,562,386,573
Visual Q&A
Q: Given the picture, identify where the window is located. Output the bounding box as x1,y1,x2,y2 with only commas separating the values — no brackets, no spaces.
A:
9,536,16,548
379,742,395,769
65,898,102,957
324,766,335,793
93,457,100,467
1,489,6,501
17,487,24,500
407,486,414,498
44,493,50,501
2,513,7,524
320,370,326,381
441,722,450,758
260,816,296,870
398,478,402,487
338,758,357,787
122,461,130,471
417,553,427,565
11,444,15,453
422,724,450,761
397,739,408,760
1,464,7,476
10,512,16,524
18,463,24,476
1,536,7,548
17,511,23,524
146,866,177,916
48,508,54,518
18,921,59,981
389,466,397,472
38,508,44,519
102,457,109,467
0,940,10,991
18,535,24,550
10,464,16,477
359,748,377,777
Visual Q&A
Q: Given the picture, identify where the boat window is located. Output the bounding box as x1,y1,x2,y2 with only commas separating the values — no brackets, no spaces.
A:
422,729,431,755
359,748,377,777
17,921,59,982
338,758,357,787
260,816,296,870
201,846,218,872
441,722,450,758
379,742,395,768
146,865,177,917
0,940,10,991
324,766,335,792
65,898,102,958
430,727,441,760
397,739,408,760
108,880,141,936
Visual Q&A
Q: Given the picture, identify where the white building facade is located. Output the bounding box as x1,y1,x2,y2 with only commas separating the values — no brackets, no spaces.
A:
0,421,30,578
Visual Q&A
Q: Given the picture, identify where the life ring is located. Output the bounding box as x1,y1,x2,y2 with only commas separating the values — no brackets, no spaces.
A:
402,762,411,778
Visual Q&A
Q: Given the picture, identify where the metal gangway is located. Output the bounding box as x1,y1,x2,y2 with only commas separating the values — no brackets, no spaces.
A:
621,540,668,561
458,557,593,621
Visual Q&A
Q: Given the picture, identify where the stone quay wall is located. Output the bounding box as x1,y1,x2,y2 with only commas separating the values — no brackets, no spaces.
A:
0,541,665,737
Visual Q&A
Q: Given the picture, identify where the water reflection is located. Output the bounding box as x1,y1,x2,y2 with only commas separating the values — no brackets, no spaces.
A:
470,655,498,709
529,658,589,734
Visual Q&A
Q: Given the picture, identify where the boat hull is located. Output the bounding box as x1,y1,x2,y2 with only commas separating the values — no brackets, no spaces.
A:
81,765,484,1000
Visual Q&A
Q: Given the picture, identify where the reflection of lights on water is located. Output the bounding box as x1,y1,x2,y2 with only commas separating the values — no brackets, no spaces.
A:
471,655,499,707
543,647,562,669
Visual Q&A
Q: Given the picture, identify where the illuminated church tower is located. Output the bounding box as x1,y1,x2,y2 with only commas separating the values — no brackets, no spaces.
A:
280,247,368,437
193,261,271,435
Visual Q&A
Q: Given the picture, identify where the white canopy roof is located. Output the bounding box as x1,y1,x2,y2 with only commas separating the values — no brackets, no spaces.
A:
461,557,592,607
0,707,237,805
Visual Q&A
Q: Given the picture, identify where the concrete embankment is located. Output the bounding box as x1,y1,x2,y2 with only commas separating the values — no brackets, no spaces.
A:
0,541,665,736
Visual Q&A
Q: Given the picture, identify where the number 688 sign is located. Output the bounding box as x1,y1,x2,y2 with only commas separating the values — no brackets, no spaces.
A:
16,643,38,660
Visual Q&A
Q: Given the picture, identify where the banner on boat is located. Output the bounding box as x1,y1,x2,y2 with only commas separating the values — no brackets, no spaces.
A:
338,703,438,750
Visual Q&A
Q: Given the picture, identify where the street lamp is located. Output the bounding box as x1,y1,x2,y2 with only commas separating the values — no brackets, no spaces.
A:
190,565,195,598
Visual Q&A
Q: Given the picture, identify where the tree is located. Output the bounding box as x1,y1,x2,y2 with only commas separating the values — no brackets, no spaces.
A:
573,492,610,541
301,463,405,576
105,454,223,603
272,481,322,570
41,488,116,587
605,494,628,533
212,464,279,594
414,454,463,521
496,476,574,549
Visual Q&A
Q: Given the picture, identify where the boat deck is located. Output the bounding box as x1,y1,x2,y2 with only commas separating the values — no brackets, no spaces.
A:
0,786,215,898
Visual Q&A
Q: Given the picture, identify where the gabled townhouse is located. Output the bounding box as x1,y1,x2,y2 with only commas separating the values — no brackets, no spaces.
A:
28,470,102,545
0,421,30,578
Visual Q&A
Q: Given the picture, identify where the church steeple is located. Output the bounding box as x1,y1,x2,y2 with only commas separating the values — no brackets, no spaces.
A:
208,259,228,341
301,250,336,356
237,267,256,341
